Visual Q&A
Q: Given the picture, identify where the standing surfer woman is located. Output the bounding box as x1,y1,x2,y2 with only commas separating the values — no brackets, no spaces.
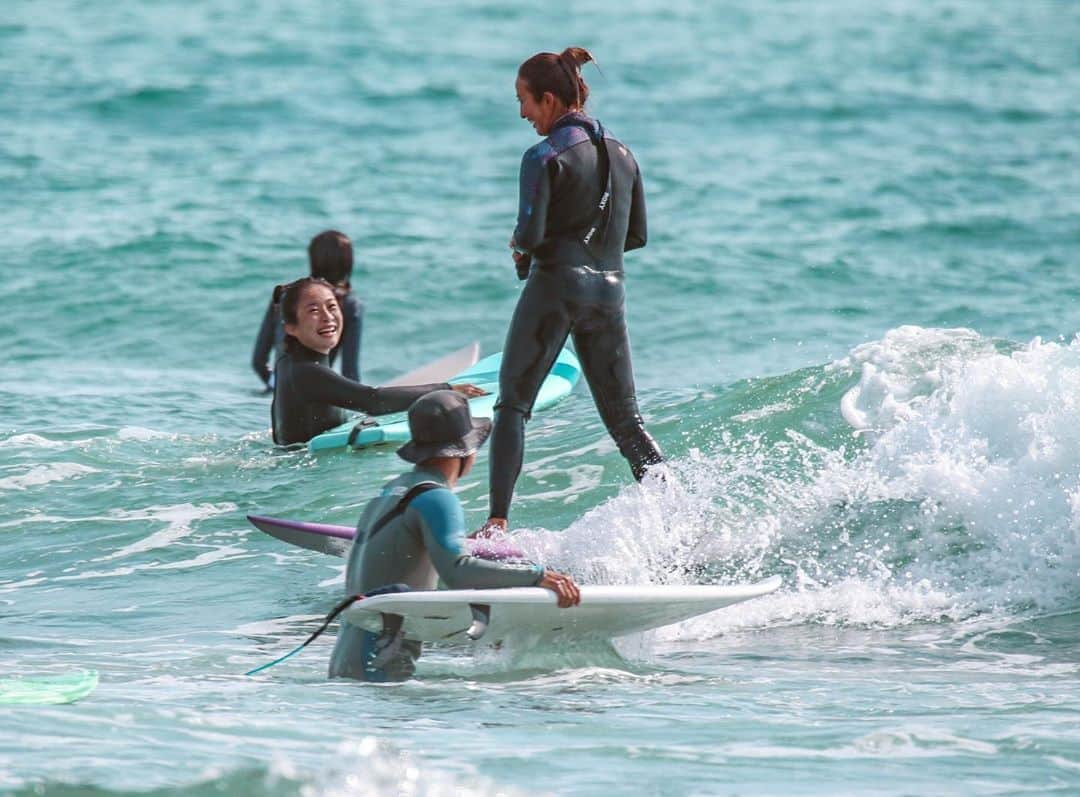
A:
271,278,483,446
482,47,664,534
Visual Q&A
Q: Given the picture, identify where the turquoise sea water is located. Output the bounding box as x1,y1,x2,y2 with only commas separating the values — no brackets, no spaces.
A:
2,1,1079,794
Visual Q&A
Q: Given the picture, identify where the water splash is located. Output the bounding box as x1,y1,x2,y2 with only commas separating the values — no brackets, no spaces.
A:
512,327,1080,638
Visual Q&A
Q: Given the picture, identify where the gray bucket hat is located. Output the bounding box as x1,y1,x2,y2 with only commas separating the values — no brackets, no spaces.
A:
397,390,492,463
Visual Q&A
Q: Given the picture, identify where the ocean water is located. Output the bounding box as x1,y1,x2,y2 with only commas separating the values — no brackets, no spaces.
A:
2,0,1079,794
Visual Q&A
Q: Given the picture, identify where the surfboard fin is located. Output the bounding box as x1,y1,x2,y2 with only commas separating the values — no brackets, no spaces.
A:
466,604,490,640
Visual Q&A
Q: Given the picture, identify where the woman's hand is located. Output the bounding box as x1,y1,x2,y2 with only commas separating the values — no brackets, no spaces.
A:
452,383,488,398
510,237,531,280
538,569,581,608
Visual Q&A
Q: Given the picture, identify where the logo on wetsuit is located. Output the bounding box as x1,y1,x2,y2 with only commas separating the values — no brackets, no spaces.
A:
583,191,611,246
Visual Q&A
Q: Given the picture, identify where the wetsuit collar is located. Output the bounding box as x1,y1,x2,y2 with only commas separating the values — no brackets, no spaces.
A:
284,336,329,364
411,465,451,487
550,111,603,144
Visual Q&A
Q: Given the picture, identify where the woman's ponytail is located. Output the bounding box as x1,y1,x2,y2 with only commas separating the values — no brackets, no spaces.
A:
519,46,597,109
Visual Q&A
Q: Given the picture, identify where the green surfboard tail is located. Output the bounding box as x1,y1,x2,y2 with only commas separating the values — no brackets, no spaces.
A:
0,670,99,705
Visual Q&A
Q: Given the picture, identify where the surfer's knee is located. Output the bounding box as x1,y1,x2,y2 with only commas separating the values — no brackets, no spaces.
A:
493,400,532,423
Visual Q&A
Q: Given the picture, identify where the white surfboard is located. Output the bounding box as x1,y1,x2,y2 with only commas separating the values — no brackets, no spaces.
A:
341,576,781,644
381,342,480,387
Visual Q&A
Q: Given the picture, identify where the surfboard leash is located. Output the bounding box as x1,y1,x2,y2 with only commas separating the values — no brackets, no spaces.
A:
244,593,363,676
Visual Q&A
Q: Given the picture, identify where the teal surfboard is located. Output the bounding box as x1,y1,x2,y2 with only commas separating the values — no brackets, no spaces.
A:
0,670,99,705
308,348,581,452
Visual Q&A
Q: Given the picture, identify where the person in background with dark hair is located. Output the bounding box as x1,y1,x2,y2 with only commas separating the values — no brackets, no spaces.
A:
478,47,665,536
271,278,485,446
251,230,365,392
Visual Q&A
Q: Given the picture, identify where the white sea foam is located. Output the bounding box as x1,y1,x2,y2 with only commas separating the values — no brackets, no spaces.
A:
0,433,69,450
64,545,248,581
513,327,1080,638
720,727,999,760
0,463,99,491
116,426,176,441
231,613,325,638
94,502,237,562
847,329,1080,606
833,325,993,433
268,737,525,797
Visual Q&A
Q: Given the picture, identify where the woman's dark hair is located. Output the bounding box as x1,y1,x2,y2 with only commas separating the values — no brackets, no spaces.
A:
307,230,353,286
274,277,336,325
518,47,596,108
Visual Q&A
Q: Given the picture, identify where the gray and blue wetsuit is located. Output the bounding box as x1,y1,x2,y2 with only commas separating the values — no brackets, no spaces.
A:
329,468,543,681
490,112,664,519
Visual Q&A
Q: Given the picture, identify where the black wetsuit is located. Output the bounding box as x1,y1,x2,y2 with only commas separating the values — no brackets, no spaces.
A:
271,337,448,446
490,112,664,519
252,290,364,387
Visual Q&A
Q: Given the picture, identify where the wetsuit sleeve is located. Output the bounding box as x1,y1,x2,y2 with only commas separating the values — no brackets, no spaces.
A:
337,293,364,382
513,148,551,255
410,489,543,589
251,299,277,385
291,361,448,416
625,163,647,252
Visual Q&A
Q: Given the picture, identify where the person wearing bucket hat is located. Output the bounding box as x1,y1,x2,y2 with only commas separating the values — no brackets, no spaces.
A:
328,390,581,682
395,388,493,465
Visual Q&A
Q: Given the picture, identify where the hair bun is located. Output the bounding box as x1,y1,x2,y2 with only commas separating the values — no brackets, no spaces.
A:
559,46,594,69
518,48,597,109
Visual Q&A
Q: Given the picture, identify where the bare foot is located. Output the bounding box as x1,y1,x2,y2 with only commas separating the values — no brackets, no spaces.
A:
471,517,508,539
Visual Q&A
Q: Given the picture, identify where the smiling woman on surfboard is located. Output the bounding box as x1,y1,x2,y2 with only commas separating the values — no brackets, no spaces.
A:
270,278,485,446
480,47,665,535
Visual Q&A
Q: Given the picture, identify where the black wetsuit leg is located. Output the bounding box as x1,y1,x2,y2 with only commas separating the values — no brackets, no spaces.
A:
490,266,664,520
569,268,664,481
490,269,572,519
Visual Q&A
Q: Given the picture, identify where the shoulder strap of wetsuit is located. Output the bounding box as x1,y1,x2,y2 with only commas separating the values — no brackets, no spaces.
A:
557,118,614,256
581,133,614,256
365,481,442,541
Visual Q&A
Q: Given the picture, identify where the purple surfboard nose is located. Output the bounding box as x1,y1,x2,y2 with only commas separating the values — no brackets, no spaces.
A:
246,514,527,561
